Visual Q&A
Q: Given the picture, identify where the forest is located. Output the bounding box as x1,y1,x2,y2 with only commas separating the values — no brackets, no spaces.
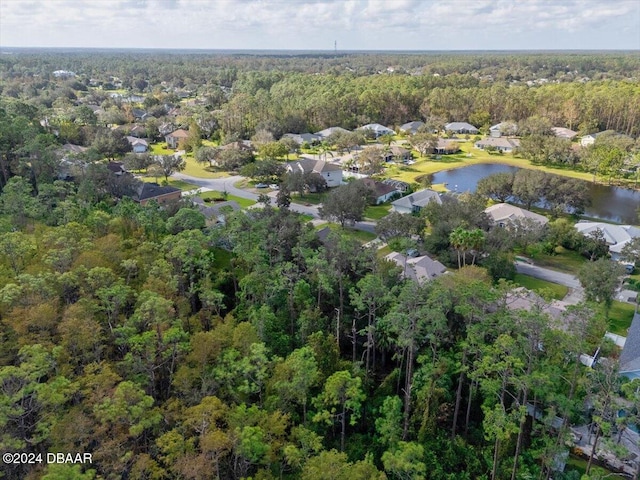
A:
0,50,639,480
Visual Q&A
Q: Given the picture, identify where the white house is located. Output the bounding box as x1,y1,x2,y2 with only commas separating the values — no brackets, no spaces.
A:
126,136,149,153
552,127,578,139
485,203,548,227
391,189,442,214
385,252,447,284
282,133,321,145
286,157,343,187
315,126,351,139
489,122,517,138
580,131,607,147
359,123,395,138
574,221,640,262
362,178,400,205
620,313,640,379
444,122,479,134
399,121,425,135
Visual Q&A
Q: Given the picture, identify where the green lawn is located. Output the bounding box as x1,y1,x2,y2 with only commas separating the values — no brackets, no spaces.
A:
149,143,175,156
198,190,256,208
377,245,393,258
141,177,200,191
292,193,327,205
364,204,391,220
318,223,377,244
605,300,636,336
565,455,626,479
531,247,587,273
513,273,569,300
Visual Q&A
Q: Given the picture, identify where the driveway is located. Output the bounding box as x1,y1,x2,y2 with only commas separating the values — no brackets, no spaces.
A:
515,261,584,304
173,172,377,234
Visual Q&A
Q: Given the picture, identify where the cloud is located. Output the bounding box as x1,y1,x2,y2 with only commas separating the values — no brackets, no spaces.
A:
0,0,638,49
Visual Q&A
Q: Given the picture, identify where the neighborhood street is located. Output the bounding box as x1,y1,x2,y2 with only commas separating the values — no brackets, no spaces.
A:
173,172,377,233
515,260,584,303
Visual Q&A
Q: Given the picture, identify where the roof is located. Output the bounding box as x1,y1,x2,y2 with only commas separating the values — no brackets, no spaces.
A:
385,252,447,283
391,189,442,210
551,127,578,139
574,222,640,251
126,136,148,147
620,313,640,375
399,121,424,133
435,138,460,152
505,288,572,331
315,127,350,138
475,137,521,149
359,123,395,135
59,143,88,154
490,122,517,134
282,133,321,145
197,200,241,220
445,122,479,132
382,178,410,190
387,146,411,156
167,128,189,139
107,162,127,175
287,158,341,174
485,203,549,225
362,178,398,198
135,183,181,201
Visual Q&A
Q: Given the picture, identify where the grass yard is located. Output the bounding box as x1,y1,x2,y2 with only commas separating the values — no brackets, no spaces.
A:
318,223,377,244
140,177,200,191
531,247,587,273
149,143,175,156
513,273,569,300
292,193,327,205
605,300,636,336
364,204,391,220
377,245,393,258
199,191,256,208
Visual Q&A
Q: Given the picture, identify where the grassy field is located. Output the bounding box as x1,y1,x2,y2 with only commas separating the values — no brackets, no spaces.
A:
199,191,256,208
513,273,569,300
318,223,377,244
292,193,327,205
385,142,595,184
364,204,391,220
140,177,200,191
531,247,587,273
149,143,175,156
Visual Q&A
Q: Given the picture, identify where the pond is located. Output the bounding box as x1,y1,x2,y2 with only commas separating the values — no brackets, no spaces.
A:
428,164,640,224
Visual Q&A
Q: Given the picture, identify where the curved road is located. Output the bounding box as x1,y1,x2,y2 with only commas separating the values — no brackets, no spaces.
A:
515,261,584,304
173,172,376,233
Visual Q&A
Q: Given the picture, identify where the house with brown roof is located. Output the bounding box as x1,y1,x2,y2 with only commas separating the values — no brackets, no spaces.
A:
286,158,343,187
134,183,182,206
362,178,400,204
551,127,578,139
165,128,189,149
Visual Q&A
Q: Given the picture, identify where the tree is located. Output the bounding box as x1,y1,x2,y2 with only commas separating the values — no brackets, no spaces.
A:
578,258,624,312
375,211,424,241
580,228,610,261
356,147,386,175
476,172,514,202
382,441,426,480
511,169,547,210
620,237,640,266
449,227,485,268
154,154,186,182
0,176,42,227
194,146,221,168
258,141,288,161
240,159,285,184
313,370,365,451
166,208,206,234
319,181,372,227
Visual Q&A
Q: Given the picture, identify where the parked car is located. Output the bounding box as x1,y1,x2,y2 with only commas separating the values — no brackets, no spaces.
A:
255,183,268,188
406,249,420,258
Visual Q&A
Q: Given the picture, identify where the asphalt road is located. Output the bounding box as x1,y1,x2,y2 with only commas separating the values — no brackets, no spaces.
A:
515,261,584,303
173,172,377,233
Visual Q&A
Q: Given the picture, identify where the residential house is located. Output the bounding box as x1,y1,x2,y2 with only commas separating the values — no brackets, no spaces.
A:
315,126,350,139
382,146,412,162
282,133,321,145
505,288,573,331
551,127,578,139
134,183,182,206
580,131,607,147
193,198,241,225
286,157,343,187
131,109,147,121
620,312,640,379
107,162,127,176
574,221,640,262
359,123,395,138
489,122,517,138
58,143,87,157
399,121,425,135
158,122,176,136
391,189,442,214
126,136,149,153
433,138,461,155
444,122,479,135
165,128,189,149
362,178,400,205
130,125,147,138
385,252,447,284
485,203,549,228
474,137,521,153
382,178,410,193
221,140,254,152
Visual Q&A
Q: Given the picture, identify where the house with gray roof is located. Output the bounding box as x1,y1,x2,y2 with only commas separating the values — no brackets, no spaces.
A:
489,122,518,138
286,158,343,187
485,203,548,227
399,121,425,135
282,133,321,145
391,189,442,214
552,127,578,139
134,183,181,206
474,137,520,152
385,252,447,284
193,199,241,225
315,127,350,139
126,136,149,153
445,122,479,134
359,123,395,138
362,178,400,204
620,312,640,379
574,221,640,262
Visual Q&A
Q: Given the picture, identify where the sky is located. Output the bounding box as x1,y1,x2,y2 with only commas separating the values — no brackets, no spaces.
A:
1,0,639,51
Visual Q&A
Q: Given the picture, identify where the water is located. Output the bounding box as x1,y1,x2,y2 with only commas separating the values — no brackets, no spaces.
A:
429,164,640,224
